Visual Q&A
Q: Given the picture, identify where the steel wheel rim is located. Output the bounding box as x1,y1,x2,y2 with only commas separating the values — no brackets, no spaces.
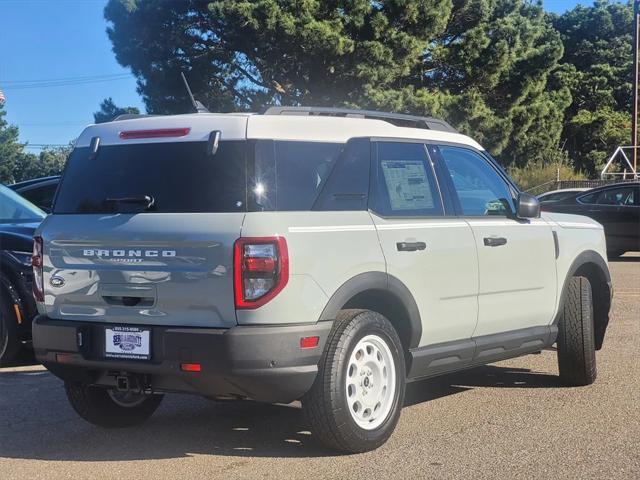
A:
107,389,148,408
345,334,396,430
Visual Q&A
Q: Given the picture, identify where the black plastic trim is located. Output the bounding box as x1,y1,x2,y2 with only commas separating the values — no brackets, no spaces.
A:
407,325,557,381
33,316,333,403
318,272,422,349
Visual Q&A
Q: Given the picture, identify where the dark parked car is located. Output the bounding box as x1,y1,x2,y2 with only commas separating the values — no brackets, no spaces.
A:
541,182,640,258
0,184,46,364
537,187,589,203
9,175,60,213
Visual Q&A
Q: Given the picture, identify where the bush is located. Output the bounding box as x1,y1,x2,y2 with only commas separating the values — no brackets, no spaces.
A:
508,153,587,192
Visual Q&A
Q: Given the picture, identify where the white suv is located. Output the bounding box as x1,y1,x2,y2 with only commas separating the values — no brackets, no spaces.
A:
32,107,612,453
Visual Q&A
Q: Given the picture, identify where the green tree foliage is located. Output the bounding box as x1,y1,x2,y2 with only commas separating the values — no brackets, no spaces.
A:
13,146,71,182
419,0,571,167
0,108,25,183
553,0,633,174
104,0,453,113
104,0,570,169
0,108,69,184
94,97,140,123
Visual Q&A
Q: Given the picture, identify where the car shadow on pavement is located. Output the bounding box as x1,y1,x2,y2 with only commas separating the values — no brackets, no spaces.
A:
405,364,560,407
0,363,560,462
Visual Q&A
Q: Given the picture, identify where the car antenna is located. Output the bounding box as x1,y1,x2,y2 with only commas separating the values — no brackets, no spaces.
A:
180,72,209,114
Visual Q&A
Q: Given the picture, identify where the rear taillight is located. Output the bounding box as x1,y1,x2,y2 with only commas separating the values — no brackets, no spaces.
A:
32,236,44,302
234,237,289,309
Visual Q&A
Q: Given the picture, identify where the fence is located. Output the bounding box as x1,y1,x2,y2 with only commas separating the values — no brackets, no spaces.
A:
526,178,638,196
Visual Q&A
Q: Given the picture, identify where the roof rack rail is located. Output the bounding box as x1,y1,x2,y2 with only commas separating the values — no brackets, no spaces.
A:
262,106,457,133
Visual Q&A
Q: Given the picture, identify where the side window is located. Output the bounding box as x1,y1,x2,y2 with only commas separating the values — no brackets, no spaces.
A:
313,138,370,211
578,191,598,204
595,187,636,206
433,145,515,216
371,142,443,217
22,184,57,212
252,140,342,211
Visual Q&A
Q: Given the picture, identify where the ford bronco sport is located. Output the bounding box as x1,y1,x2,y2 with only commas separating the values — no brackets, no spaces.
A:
32,107,612,453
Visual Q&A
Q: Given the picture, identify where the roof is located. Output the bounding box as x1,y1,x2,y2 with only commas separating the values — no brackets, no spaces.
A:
74,110,482,150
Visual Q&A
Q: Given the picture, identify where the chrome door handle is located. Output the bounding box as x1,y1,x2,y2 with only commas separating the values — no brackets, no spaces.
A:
483,237,507,247
396,241,426,252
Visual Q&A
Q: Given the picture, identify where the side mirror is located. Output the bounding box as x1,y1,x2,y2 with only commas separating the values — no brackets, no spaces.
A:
516,192,540,219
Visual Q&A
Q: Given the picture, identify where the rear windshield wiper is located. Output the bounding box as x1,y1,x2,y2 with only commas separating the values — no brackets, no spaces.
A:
104,195,155,210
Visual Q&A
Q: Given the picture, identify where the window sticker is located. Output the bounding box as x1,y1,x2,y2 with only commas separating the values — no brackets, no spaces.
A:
380,160,434,211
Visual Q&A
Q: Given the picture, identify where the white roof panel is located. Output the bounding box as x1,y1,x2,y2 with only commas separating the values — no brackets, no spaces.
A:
74,112,484,151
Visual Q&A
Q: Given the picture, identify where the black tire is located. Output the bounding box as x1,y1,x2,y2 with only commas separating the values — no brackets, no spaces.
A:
303,309,406,453
65,382,164,428
0,292,22,367
557,276,597,386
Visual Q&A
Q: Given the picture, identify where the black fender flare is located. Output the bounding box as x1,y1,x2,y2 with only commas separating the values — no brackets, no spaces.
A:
318,271,422,348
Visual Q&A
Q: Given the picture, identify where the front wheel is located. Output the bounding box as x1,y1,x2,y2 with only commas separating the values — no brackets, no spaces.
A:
303,309,406,453
557,276,597,386
65,382,163,428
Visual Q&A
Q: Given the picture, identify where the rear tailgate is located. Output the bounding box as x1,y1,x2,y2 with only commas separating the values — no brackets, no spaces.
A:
39,213,243,328
37,116,249,328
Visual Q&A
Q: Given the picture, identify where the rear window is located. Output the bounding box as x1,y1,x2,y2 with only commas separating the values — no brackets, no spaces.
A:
54,141,247,214
54,139,354,214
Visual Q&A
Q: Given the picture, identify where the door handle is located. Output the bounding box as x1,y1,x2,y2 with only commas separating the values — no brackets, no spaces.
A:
483,237,507,247
396,241,426,252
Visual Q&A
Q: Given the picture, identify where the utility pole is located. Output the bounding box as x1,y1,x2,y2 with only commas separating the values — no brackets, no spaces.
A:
633,1,639,176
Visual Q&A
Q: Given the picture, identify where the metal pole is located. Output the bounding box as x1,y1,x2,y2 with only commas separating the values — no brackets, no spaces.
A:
633,1,639,177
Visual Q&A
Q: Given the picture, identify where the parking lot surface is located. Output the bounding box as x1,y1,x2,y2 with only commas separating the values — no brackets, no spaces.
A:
1,257,638,479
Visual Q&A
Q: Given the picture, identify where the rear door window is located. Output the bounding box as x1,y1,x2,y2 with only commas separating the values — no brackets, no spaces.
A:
370,142,443,217
594,186,637,206
54,141,247,214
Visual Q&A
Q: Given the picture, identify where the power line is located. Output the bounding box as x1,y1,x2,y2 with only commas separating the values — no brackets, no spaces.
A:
2,73,132,84
24,144,71,149
2,74,134,90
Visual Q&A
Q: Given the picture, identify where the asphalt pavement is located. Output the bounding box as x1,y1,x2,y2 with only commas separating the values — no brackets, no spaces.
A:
1,256,638,479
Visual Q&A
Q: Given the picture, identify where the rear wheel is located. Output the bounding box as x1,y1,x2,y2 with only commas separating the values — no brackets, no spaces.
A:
65,382,163,428
304,309,405,453
557,276,597,386
0,293,22,367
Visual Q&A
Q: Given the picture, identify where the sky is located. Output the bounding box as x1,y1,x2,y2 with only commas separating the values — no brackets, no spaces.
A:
0,0,603,148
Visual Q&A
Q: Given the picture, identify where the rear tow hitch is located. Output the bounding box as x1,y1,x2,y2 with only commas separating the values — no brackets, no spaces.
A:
113,373,152,395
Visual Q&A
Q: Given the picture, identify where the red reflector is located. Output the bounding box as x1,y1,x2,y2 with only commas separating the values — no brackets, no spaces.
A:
181,363,202,372
119,128,191,140
300,336,319,349
55,353,75,364
244,257,276,272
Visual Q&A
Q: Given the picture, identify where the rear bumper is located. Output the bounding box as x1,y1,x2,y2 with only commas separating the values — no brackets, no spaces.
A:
32,316,333,403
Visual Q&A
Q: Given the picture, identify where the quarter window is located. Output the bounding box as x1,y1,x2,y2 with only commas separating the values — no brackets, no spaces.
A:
433,145,514,216
371,142,443,216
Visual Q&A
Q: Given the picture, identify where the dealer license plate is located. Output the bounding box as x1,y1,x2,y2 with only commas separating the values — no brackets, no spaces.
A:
104,326,151,360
